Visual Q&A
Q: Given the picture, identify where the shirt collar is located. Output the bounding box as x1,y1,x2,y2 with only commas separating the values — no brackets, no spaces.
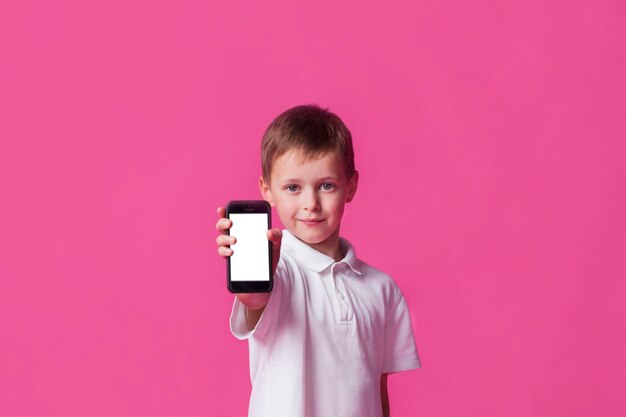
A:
281,229,362,275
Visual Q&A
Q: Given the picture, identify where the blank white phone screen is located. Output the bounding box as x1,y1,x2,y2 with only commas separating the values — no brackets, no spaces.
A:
229,213,270,281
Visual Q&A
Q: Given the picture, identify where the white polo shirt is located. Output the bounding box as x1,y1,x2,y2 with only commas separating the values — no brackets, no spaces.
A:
230,229,421,417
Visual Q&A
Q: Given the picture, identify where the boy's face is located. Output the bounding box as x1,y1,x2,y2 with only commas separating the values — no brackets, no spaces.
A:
259,149,358,250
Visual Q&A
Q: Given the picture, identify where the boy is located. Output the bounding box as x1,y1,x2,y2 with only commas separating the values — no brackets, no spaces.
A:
215,104,420,417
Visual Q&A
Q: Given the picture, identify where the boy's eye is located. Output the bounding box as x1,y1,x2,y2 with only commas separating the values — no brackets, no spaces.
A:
284,183,335,192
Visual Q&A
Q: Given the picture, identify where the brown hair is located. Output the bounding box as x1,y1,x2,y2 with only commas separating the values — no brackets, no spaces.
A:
261,104,355,182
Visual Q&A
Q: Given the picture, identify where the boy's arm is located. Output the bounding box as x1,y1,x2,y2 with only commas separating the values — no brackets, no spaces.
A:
216,206,282,331
240,294,269,330
381,373,389,417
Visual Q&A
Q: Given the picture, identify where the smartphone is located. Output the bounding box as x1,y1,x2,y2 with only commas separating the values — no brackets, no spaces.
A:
226,200,273,293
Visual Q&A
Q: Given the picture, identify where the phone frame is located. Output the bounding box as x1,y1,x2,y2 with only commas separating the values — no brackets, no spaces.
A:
225,200,273,293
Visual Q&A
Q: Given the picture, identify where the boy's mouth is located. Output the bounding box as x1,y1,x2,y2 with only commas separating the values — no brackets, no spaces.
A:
299,219,324,226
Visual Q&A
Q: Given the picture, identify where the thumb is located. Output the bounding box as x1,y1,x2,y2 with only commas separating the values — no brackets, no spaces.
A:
267,228,282,250
267,229,282,274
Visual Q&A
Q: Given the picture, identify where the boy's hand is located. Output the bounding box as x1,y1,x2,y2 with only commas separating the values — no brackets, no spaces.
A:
215,206,282,311
215,206,282,275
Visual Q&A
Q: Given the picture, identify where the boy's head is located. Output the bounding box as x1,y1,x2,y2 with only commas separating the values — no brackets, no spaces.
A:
261,104,355,184
259,104,359,254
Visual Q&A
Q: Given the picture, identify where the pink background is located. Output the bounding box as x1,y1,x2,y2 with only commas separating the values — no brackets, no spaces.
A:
1,0,625,416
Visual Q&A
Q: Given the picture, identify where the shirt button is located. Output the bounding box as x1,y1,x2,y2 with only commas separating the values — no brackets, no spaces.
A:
338,291,345,300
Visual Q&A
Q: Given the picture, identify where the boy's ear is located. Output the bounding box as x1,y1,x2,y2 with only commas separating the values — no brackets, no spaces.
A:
346,170,359,203
259,176,276,207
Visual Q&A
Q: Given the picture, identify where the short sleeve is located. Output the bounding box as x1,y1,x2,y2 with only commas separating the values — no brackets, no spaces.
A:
229,258,284,341
382,290,421,373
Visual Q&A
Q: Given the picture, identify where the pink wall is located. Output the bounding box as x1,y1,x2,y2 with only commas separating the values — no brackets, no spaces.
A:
1,1,625,416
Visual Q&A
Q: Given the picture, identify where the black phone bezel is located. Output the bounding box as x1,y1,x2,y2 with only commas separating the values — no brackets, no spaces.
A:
225,200,273,293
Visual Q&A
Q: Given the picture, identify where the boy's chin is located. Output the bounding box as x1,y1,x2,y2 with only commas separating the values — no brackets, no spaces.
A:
291,227,339,245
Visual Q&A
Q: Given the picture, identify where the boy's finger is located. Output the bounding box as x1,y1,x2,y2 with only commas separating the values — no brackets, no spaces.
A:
215,217,232,232
267,229,282,249
267,229,282,274
267,228,282,240
218,246,233,257
217,206,226,218
216,235,236,246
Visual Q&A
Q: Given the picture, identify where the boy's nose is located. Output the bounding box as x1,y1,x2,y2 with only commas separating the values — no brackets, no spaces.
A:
303,191,320,211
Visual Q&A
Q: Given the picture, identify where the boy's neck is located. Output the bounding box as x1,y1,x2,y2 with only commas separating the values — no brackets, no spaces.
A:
303,228,345,262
